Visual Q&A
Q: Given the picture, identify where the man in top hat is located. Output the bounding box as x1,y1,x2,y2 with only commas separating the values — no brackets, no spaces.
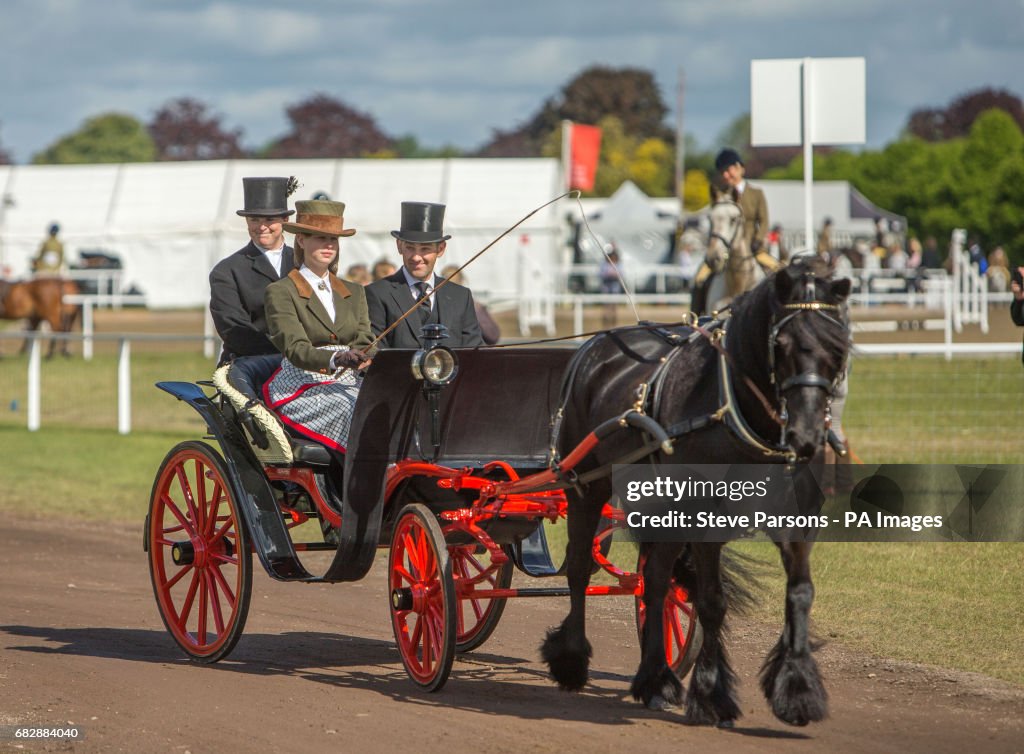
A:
365,201,483,348
210,176,297,364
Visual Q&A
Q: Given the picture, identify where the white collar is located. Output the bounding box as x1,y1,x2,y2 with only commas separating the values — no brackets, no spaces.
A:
299,264,330,290
401,267,434,290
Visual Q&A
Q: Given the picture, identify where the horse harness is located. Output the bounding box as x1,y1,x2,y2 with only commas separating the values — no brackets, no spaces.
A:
546,296,848,490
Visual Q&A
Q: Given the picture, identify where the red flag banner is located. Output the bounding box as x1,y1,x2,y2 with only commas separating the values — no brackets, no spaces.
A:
569,124,602,191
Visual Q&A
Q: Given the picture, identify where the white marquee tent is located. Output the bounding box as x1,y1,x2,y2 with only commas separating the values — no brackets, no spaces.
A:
0,158,564,308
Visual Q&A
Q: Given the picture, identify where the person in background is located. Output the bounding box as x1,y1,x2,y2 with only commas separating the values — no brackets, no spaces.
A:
816,217,833,261
986,246,1011,293
263,199,372,453
441,264,500,345
765,223,788,263
345,263,371,286
968,238,988,273
371,258,397,282
921,236,942,269
598,246,624,329
885,241,908,271
210,176,296,365
365,201,482,348
1011,266,1024,365
32,223,65,276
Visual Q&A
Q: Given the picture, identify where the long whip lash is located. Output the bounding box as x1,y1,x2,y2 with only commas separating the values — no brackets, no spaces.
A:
573,194,641,323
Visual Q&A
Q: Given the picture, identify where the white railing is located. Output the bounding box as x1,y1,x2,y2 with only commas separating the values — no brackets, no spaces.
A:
63,293,148,360
517,292,693,338
949,228,989,333
65,268,126,306
2,330,1019,435
1,331,215,434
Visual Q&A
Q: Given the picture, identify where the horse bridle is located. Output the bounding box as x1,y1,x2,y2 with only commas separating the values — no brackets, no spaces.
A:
708,198,743,260
767,299,849,446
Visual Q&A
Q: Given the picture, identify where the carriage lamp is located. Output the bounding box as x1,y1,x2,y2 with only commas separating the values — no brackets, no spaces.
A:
410,324,459,387
412,324,459,461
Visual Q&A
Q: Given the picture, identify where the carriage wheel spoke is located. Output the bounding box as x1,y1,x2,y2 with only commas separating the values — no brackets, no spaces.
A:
194,459,208,532
175,465,199,527
205,569,226,635
176,569,201,635
164,562,192,591
210,561,237,607
162,494,194,536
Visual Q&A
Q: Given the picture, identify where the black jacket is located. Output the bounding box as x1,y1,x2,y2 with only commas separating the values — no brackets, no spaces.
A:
365,270,482,348
210,241,295,362
1011,269,1024,365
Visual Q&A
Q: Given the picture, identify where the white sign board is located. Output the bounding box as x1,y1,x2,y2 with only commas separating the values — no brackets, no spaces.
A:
751,57,866,146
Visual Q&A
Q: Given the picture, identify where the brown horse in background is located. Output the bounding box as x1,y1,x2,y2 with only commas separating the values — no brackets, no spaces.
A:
0,278,82,358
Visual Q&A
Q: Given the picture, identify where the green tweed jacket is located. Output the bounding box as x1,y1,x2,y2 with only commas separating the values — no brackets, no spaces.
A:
738,183,769,252
265,269,373,374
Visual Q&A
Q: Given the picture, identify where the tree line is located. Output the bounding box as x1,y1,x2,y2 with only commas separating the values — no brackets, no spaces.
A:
2,68,1022,263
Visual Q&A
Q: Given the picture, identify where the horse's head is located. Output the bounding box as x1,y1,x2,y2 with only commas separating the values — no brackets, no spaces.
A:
768,258,852,461
705,186,745,274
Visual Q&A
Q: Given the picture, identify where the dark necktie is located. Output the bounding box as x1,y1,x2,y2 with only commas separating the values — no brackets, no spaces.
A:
414,281,430,324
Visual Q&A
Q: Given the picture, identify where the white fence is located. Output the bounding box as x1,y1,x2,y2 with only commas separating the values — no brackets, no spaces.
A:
1,331,214,434
1,330,1019,436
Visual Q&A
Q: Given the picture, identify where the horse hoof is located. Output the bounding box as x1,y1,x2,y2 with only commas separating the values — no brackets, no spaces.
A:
716,719,735,729
646,694,675,712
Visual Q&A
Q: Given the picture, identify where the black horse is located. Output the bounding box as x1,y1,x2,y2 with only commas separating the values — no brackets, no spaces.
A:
541,257,851,727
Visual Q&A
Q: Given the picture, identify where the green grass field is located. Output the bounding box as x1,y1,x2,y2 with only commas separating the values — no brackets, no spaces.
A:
0,350,1021,685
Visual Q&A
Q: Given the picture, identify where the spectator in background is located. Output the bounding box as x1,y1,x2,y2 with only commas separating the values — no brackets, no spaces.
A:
599,246,624,329
676,229,702,291
32,223,65,276
441,265,500,345
906,237,923,269
886,241,908,271
874,216,888,249
210,176,297,365
765,223,788,262
816,217,833,260
986,246,1011,293
921,236,942,269
371,258,397,282
345,263,371,286
1010,266,1024,365
907,237,925,292
968,238,987,273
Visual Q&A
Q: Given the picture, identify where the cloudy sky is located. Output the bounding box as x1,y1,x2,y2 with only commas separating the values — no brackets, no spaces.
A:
1,0,1021,163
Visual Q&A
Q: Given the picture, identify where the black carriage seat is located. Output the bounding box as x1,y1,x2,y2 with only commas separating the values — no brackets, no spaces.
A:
213,354,331,468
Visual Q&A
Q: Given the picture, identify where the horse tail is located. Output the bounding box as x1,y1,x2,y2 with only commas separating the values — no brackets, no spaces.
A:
718,545,766,616
672,543,766,616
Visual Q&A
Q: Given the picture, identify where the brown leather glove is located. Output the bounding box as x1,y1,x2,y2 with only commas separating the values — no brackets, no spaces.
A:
333,349,371,370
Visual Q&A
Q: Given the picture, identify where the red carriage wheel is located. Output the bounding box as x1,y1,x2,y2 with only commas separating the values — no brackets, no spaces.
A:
147,441,252,663
634,553,703,678
388,504,456,691
450,545,513,653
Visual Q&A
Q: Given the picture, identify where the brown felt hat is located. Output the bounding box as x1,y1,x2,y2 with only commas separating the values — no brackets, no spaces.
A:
282,200,356,238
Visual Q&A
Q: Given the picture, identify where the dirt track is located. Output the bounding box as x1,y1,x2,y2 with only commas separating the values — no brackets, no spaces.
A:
1,515,1022,754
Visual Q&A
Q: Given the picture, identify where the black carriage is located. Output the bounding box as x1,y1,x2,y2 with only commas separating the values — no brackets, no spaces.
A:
145,340,701,691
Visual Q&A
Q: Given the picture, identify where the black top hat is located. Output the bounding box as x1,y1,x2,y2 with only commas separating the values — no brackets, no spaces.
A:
714,148,743,172
391,202,451,243
236,177,295,217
